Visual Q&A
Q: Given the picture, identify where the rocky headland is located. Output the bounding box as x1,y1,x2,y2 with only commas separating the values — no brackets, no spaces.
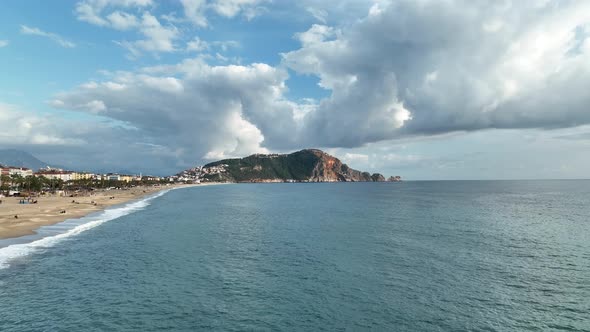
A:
177,149,402,183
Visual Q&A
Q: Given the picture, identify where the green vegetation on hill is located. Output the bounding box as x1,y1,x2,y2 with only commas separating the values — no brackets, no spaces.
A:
203,149,389,183
204,150,320,182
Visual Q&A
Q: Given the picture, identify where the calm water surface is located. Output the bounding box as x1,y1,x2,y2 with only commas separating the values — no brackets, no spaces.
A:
0,181,588,331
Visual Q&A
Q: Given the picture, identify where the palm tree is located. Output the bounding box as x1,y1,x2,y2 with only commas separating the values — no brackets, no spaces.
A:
25,175,44,192
0,174,10,195
10,174,24,190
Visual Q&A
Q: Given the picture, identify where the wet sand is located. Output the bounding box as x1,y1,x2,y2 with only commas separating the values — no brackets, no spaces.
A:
0,184,203,240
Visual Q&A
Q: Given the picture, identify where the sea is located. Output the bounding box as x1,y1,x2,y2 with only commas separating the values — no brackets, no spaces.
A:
0,181,588,331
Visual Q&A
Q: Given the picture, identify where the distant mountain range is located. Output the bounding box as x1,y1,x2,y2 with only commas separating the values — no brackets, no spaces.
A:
197,149,400,183
0,149,143,175
0,149,52,170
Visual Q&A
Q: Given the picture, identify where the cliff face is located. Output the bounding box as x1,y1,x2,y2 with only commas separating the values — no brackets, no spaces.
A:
307,149,376,182
201,149,390,183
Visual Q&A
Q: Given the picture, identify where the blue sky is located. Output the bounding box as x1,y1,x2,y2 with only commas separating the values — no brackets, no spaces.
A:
0,2,315,103
0,0,589,179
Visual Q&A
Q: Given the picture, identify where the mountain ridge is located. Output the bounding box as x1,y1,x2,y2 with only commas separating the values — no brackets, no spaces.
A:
0,149,52,170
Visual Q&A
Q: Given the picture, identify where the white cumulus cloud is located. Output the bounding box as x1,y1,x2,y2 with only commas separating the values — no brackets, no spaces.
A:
283,0,590,147
51,59,300,165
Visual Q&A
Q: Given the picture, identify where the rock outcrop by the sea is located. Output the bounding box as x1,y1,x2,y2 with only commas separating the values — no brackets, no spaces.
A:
186,149,399,183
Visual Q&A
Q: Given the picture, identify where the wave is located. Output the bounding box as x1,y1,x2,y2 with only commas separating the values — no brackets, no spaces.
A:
0,189,171,270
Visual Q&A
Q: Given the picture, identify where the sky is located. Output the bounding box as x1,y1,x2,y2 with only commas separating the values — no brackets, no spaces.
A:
0,0,589,179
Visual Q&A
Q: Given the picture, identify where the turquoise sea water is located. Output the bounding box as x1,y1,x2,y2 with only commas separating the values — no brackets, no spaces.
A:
0,181,588,331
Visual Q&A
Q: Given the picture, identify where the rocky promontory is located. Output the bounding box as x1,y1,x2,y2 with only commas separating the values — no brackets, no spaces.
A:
178,149,401,183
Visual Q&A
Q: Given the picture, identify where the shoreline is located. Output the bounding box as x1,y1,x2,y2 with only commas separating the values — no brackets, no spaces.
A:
0,183,212,241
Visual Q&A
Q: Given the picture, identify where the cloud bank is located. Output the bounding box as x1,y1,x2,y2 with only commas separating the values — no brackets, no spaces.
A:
51,59,299,165
17,0,589,174
283,0,590,146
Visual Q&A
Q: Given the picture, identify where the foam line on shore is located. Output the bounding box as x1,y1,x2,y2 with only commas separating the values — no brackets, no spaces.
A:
0,189,171,270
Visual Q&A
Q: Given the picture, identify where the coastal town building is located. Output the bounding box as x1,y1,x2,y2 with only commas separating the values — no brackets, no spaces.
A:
1,166,34,177
35,168,102,182
141,175,162,181
71,172,95,181
0,161,175,191
104,174,134,182
106,174,120,181
35,170,73,182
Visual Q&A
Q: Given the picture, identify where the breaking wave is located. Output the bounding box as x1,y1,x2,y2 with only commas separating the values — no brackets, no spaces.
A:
0,189,171,270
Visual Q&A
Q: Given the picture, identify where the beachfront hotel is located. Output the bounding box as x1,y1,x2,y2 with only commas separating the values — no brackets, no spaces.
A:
0,166,34,178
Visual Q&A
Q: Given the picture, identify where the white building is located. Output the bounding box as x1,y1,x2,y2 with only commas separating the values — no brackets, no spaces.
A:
35,171,73,182
1,167,34,177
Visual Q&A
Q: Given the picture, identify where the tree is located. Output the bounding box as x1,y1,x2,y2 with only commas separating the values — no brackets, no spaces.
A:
9,174,24,190
24,175,44,192
0,174,10,194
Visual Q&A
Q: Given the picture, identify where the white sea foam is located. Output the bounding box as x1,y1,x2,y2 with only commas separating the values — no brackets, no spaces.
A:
0,189,170,270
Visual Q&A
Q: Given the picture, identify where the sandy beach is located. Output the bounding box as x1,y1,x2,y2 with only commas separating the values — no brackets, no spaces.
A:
0,184,202,240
